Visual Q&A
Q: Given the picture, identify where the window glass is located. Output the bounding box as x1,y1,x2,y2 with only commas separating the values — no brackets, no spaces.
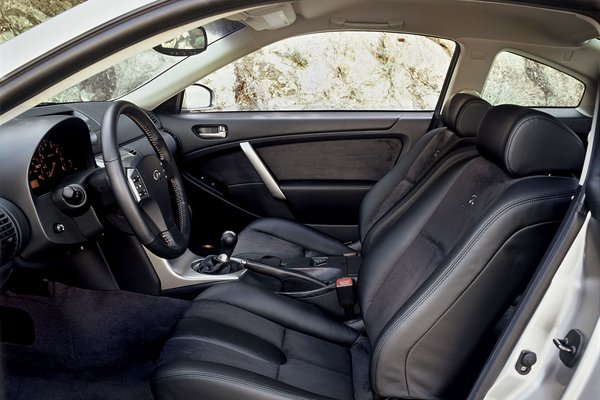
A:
45,20,244,103
0,0,86,44
482,51,584,107
196,32,456,111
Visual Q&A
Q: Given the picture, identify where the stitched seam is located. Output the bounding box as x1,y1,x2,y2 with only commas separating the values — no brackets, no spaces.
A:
505,117,535,176
154,372,317,399
362,149,477,252
247,227,348,255
127,110,185,245
195,298,357,345
504,115,581,176
170,177,185,229
285,357,352,378
362,152,477,313
247,228,305,254
166,336,282,365
370,191,574,393
127,113,166,160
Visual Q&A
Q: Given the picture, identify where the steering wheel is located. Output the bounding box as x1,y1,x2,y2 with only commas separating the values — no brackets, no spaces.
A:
101,101,190,258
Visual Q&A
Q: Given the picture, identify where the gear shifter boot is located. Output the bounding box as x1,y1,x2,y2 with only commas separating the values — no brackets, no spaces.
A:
192,254,242,274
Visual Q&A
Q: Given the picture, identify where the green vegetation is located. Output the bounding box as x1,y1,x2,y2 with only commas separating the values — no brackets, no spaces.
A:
287,49,309,68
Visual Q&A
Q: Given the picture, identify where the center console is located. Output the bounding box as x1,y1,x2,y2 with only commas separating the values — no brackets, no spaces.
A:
144,231,362,318
191,253,362,317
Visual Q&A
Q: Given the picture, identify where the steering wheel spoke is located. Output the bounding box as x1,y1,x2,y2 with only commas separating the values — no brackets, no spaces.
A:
101,101,191,258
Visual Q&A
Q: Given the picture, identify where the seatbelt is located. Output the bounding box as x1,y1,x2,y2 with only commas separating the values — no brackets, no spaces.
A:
427,44,461,131
336,277,356,319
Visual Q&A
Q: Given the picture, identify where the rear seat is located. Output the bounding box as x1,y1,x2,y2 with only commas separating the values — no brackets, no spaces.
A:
231,93,492,259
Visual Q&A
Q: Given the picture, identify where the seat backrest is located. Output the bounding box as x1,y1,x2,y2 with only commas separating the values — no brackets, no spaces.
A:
358,105,584,398
359,93,491,253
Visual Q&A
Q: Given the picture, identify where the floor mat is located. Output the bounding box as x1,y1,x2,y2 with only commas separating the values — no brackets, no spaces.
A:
0,282,190,400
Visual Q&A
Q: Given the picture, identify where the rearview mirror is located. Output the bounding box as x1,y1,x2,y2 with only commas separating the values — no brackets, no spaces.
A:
154,27,207,57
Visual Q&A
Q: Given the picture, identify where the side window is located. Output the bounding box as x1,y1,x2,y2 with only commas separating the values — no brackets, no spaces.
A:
482,51,585,107
190,32,456,111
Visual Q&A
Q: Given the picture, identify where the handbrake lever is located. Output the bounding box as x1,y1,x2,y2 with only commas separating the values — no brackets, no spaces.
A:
230,257,327,288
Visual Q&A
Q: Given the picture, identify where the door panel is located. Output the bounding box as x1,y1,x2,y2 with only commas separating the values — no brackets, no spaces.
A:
257,138,403,181
159,111,433,249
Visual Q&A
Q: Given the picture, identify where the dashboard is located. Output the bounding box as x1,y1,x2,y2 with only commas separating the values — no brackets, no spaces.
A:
0,102,178,285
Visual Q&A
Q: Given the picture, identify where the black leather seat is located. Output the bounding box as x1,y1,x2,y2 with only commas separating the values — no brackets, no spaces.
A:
152,105,584,399
232,93,492,259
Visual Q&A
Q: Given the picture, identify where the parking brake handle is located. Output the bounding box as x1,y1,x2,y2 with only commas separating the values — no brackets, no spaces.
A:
231,256,327,288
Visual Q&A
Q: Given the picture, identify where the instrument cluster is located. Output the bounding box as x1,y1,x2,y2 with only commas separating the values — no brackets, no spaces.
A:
28,134,90,196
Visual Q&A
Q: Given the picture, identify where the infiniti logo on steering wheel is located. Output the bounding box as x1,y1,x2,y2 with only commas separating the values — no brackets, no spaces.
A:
153,170,161,181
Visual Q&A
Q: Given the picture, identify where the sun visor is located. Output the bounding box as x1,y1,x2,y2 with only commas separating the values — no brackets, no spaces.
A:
229,3,297,31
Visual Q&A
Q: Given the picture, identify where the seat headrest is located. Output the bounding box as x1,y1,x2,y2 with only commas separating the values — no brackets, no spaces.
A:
477,105,585,177
441,93,492,137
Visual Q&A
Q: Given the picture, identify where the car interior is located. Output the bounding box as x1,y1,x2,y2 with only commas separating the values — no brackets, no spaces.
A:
0,1,599,399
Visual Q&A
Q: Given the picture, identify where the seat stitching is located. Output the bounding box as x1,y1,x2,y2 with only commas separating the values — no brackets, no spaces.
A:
246,226,349,254
245,228,306,254
165,336,283,366
281,356,352,378
192,298,356,344
371,191,574,393
504,115,581,176
362,149,477,253
154,372,321,400
188,301,355,374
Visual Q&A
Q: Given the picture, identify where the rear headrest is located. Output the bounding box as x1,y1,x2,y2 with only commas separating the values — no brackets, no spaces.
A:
441,93,492,137
477,105,585,177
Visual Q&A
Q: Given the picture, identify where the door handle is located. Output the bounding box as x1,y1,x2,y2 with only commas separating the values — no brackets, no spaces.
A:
193,125,227,139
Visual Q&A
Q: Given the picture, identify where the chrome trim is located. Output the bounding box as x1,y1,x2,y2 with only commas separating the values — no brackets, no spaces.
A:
198,131,227,139
196,125,227,139
239,141,287,200
144,248,246,290
126,168,143,202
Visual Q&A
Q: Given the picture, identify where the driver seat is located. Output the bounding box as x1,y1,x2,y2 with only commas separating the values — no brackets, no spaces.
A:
231,93,492,259
151,106,584,399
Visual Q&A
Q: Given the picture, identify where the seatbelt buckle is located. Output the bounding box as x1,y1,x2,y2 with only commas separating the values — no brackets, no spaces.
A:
336,277,356,318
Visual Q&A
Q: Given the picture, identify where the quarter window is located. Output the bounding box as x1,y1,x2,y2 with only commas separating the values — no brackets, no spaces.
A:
482,51,585,107
194,32,456,111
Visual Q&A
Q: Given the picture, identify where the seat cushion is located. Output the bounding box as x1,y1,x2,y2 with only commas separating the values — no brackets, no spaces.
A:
232,217,353,259
152,282,372,400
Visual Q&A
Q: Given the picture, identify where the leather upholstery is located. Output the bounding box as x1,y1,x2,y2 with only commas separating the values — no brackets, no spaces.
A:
441,92,492,137
153,105,582,399
233,217,354,258
233,94,491,258
152,282,370,400
477,105,585,177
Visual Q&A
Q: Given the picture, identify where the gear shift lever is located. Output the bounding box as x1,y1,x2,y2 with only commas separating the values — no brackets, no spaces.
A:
221,231,237,256
192,253,242,274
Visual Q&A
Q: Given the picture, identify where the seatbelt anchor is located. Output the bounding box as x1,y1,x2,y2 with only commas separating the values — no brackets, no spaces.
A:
336,277,356,319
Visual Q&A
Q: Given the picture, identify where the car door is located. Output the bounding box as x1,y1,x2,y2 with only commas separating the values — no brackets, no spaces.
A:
157,31,458,249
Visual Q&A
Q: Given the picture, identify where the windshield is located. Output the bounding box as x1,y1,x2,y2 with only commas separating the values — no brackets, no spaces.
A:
46,19,244,104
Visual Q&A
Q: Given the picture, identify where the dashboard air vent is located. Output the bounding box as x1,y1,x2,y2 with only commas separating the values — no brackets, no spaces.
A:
0,199,29,266
121,147,139,157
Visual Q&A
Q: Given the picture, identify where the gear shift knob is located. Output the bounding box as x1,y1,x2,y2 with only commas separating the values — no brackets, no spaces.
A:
220,231,237,253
